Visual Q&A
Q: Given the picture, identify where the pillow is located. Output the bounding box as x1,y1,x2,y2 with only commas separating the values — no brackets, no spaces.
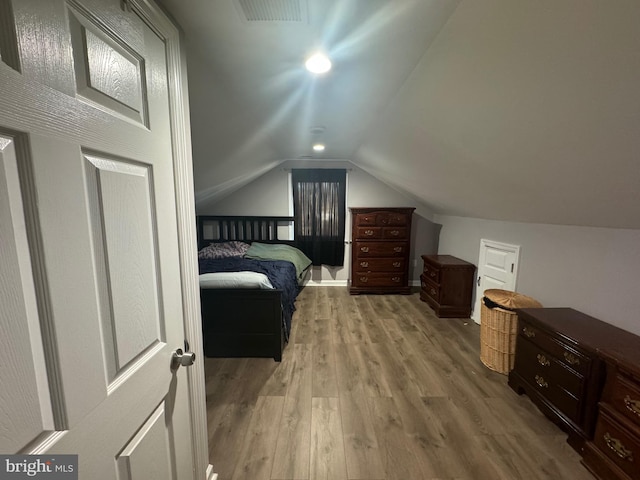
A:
199,272,274,289
198,241,250,260
244,242,312,279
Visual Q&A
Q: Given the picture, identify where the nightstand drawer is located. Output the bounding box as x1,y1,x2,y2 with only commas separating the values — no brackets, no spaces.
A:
593,408,640,478
420,275,440,302
422,263,440,283
519,322,589,376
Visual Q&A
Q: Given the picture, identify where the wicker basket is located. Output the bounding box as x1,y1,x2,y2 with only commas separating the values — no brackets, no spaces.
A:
479,289,542,374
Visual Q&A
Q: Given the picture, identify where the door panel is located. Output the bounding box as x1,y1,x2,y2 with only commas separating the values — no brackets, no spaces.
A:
0,1,197,477
85,153,163,379
0,133,54,452
68,5,149,125
116,403,174,480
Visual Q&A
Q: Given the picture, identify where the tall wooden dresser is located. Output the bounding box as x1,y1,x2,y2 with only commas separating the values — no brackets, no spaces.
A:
349,207,414,294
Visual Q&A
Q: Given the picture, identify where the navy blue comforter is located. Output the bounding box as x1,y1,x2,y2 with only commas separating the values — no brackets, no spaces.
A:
198,257,300,338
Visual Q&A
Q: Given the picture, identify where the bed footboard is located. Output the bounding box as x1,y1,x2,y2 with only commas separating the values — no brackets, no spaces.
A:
200,288,284,361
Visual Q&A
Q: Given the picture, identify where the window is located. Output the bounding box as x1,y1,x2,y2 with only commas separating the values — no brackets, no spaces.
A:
292,169,346,266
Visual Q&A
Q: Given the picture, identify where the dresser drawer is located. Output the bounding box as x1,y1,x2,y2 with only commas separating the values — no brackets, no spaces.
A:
354,226,408,240
354,213,377,226
355,258,405,272
354,226,382,239
518,367,581,423
519,322,589,376
516,337,584,395
352,272,405,288
382,227,408,239
377,212,409,226
354,241,407,257
593,407,640,478
354,212,409,227
609,373,640,430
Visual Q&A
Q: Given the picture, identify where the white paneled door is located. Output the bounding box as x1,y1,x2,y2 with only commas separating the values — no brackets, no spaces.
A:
472,239,521,324
0,0,207,478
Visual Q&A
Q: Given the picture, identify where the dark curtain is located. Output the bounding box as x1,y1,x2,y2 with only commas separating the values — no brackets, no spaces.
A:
292,169,346,266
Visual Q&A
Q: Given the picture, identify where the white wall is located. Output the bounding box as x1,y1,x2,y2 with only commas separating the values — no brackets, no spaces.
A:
199,161,441,284
435,215,640,335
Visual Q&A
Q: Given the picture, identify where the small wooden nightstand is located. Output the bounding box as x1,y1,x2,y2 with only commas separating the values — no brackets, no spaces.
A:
419,254,475,318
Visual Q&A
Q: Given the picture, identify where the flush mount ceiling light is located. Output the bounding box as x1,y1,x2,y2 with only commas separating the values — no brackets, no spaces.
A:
312,143,325,152
305,53,331,74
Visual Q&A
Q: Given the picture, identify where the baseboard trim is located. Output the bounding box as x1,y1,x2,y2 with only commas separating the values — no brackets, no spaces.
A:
303,279,349,287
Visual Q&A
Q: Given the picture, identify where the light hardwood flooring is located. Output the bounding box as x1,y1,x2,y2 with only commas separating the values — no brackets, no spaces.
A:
204,287,594,480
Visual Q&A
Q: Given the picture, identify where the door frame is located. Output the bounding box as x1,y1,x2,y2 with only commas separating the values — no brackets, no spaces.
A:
135,1,213,478
472,239,521,324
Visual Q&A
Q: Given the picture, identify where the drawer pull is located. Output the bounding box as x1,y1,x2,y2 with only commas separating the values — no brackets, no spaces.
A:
563,352,580,366
393,247,402,253
391,277,400,283
624,395,640,417
536,354,550,367
603,432,634,462
364,229,374,236
534,375,548,388
390,230,400,236
392,262,401,268
430,288,436,296
430,271,436,277
360,261,369,268
523,327,535,338
360,276,368,283
360,247,369,253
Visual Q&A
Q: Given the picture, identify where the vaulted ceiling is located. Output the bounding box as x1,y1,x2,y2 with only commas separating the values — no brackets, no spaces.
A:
157,0,640,229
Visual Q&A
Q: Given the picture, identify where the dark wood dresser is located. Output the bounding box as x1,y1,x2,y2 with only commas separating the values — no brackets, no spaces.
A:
349,207,414,294
583,333,640,479
419,255,475,318
508,308,609,452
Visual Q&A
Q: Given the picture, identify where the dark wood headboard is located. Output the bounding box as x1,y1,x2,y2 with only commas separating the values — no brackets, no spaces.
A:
197,215,295,250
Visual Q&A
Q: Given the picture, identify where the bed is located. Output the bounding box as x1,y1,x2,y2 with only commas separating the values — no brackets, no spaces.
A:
196,215,309,361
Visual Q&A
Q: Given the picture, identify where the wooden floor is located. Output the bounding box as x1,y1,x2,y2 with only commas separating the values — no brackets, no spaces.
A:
205,287,594,480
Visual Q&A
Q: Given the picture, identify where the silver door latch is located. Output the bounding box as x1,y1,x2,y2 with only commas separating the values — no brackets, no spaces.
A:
171,348,196,370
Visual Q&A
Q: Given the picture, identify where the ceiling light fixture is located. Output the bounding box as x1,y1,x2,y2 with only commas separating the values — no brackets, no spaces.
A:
305,53,331,74
312,143,325,152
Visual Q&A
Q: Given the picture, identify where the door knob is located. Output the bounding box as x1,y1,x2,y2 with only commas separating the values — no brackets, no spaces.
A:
171,348,196,370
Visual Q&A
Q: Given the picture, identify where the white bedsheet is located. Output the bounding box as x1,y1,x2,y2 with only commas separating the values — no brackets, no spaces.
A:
199,271,274,289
